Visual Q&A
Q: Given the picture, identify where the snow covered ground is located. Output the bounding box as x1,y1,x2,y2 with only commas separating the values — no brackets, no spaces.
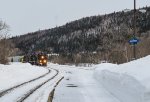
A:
1,55,150,102
52,64,120,102
0,63,48,91
94,55,150,102
53,55,150,102
0,62,63,102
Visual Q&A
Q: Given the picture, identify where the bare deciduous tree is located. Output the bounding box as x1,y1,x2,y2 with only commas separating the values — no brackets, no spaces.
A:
0,20,14,64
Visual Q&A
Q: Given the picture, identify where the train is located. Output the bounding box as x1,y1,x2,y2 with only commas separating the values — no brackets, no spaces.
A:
22,52,48,66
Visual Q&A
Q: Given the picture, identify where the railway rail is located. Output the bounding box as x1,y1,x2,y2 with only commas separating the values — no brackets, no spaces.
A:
0,67,60,102
18,68,59,102
0,67,51,97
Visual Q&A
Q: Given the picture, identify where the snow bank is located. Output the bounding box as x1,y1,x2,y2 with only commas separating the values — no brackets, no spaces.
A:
0,62,48,91
94,56,150,102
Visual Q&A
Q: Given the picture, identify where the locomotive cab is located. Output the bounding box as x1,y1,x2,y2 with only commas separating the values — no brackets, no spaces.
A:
38,54,48,66
22,52,48,66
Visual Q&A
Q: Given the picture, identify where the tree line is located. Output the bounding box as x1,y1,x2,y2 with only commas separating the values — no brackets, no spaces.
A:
0,21,15,64
11,6,150,64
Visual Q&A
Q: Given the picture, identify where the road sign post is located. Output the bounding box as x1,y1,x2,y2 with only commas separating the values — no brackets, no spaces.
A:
129,37,140,60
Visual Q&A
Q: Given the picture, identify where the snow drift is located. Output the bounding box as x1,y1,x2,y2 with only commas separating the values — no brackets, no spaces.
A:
0,62,48,91
94,56,150,102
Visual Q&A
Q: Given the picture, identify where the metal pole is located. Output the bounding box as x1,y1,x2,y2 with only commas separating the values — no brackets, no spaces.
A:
133,0,136,59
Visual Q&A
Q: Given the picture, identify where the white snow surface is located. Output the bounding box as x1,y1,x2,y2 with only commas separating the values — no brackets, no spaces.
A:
0,62,48,91
52,64,120,102
1,55,150,102
94,55,150,102
0,62,63,102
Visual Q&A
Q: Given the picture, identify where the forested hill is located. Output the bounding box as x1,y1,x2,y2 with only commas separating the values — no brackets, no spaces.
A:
11,6,150,63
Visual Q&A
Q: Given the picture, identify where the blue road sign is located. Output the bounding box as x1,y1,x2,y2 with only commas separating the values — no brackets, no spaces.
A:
129,38,140,45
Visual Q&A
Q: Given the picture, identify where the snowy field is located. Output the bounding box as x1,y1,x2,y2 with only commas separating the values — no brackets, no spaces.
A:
0,62,63,102
53,55,150,102
94,55,150,102
0,55,150,102
52,64,120,102
0,63,48,91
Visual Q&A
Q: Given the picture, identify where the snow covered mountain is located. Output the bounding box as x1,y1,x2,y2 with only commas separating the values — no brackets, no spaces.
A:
11,6,150,64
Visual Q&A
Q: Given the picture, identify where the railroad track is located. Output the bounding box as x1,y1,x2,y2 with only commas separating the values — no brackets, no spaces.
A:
17,68,59,102
0,67,51,97
0,67,60,102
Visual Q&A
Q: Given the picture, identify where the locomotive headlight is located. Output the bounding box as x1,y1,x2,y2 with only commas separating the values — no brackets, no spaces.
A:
41,56,44,59
43,59,47,63
40,60,42,63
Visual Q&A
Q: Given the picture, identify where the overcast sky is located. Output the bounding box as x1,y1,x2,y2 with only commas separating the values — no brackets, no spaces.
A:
0,0,149,36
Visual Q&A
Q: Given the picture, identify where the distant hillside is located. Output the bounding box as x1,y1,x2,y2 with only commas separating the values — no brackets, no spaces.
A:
11,6,150,64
